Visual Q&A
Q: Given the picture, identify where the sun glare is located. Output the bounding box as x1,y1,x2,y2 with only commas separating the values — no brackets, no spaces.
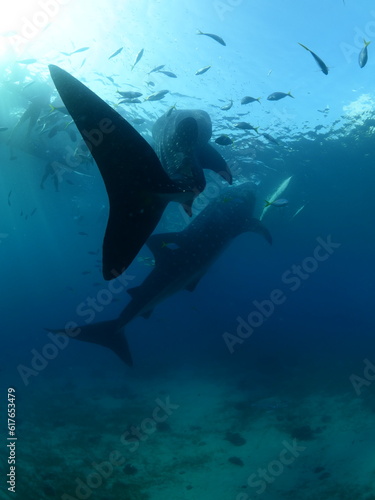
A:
343,94,375,117
0,1,36,33
0,0,71,59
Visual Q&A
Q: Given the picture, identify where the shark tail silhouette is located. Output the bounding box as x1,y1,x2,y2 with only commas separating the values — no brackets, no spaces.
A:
46,320,133,366
49,65,184,280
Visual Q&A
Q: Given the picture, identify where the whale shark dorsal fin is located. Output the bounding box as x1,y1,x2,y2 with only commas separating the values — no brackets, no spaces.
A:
49,65,183,280
250,217,272,245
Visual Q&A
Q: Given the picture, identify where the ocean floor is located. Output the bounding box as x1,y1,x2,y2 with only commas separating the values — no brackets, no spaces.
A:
2,362,375,500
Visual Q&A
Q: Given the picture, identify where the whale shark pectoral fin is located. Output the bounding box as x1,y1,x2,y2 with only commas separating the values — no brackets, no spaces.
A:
199,143,232,184
49,65,182,280
249,218,272,245
45,321,133,366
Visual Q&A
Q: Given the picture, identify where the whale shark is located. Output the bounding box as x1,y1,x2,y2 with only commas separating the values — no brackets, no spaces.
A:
48,65,231,280
47,182,271,366
152,109,232,214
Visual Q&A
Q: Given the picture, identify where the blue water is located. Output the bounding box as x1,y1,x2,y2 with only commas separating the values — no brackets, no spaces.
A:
1,1,375,499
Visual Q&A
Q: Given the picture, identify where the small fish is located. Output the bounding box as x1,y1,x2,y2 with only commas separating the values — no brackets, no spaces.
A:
317,106,330,114
220,100,233,111
166,104,177,117
264,198,288,207
16,58,37,65
66,179,74,185
23,81,36,90
82,271,91,275
197,30,226,46
61,47,90,56
222,196,232,203
161,242,180,250
80,58,87,69
78,231,88,236
0,127,8,132
146,81,155,87
49,104,68,114
8,190,12,206
359,39,371,68
30,208,38,217
148,64,165,74
298,43,328,75
47,125,60,138
108,47,123,60
117,90,143,99
131,48,144,71
195,65,211,75
118,98,142,104
67,129,77,142
145,90,169,101
234,122,259,133
267,91,294,101
215,134,233,146
157,70,177,78
137,256,155,267
291,204,306,219
262,133,279,145
241,96,261,105
92,282,102,287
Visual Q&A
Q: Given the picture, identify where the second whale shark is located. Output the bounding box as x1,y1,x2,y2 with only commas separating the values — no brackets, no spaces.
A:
47,182,271,366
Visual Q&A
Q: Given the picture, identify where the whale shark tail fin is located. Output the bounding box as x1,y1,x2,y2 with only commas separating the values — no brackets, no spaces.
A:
250,218,272,245
49,65,182,280
46,320,133,367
